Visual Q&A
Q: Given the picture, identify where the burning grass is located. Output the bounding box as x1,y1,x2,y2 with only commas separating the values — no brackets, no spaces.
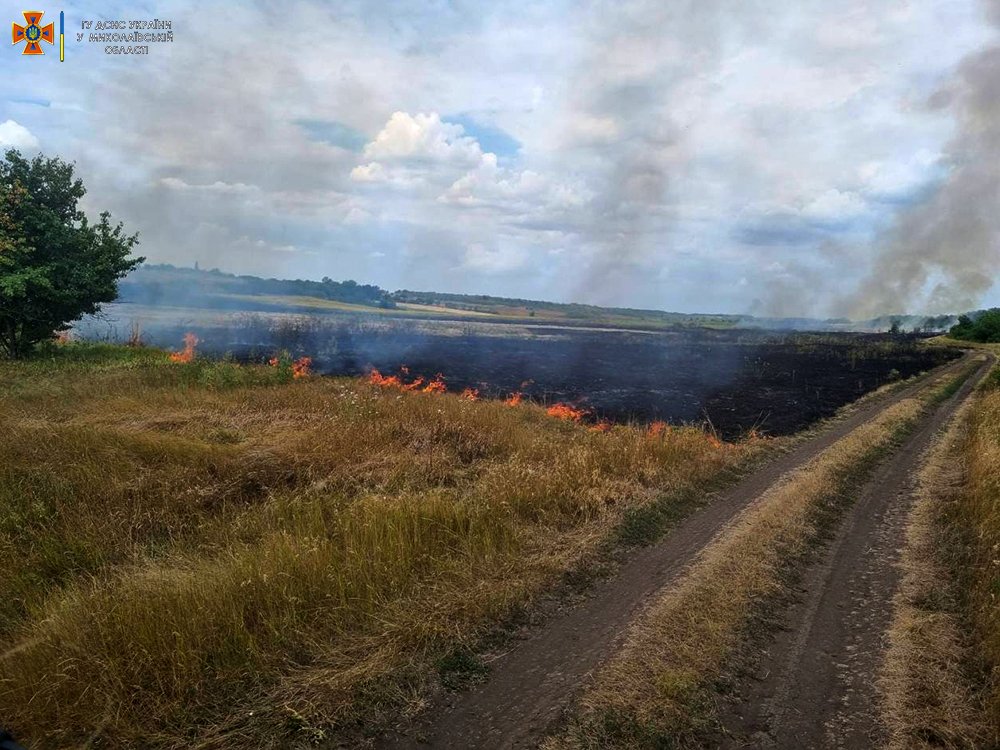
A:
0,342,764,748
168,331,198,363
370,366,606,426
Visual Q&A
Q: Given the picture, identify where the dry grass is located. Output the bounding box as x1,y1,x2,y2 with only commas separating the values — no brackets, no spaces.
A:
0,343,763,748
880,393,992,750
548,393,930,749
950,358,1000,743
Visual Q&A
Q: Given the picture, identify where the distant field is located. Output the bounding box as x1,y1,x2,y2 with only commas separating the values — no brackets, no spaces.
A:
218,293,389,313
203,293,742,330
396,301,498,317
220,294,497,318
117,264,750,332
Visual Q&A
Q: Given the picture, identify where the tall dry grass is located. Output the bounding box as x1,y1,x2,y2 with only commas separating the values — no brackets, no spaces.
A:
880,394,991,750
952,362,1000,743
0,344,760,748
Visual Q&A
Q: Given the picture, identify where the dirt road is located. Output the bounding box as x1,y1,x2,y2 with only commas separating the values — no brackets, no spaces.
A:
378,353,980,750
719,352,994,749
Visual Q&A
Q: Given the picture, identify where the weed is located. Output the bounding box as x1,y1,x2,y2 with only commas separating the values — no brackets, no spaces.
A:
437,648,491,691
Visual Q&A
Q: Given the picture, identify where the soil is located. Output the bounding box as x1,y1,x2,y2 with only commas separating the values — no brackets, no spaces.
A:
716,353,995,749
373,353,978,750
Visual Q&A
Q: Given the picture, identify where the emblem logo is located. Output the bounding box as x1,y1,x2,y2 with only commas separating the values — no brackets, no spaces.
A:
12,11,54,55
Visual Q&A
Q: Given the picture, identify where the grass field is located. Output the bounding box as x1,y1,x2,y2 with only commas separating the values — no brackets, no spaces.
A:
0,343,764,748
954,351,1000,742
880,345,1000,748
880,392,991,749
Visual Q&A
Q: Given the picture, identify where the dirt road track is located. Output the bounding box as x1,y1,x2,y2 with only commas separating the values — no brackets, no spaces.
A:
719,352,995,749
378,354,978,750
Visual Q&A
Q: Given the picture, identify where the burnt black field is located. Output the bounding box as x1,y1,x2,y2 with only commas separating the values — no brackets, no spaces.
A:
124,314,961,439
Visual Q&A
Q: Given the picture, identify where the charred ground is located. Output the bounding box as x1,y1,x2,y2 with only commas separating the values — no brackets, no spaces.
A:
109,315,959,438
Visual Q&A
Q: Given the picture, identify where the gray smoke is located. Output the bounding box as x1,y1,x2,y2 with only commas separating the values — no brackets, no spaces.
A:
840,0,1000,317
567,0,735,304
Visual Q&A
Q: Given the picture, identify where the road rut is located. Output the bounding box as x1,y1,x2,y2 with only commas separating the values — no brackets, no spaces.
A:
719,352,994,749
379,354,977,750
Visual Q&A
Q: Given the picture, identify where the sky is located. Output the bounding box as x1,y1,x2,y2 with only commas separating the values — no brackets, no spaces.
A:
2,0,999,317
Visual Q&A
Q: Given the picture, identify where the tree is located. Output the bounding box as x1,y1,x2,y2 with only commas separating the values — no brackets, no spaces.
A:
0,150,142,357
948,309,1000,343
950,314,975,339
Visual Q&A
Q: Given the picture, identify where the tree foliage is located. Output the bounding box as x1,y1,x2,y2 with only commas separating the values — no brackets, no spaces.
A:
0,149,142,357
949,309,1000,343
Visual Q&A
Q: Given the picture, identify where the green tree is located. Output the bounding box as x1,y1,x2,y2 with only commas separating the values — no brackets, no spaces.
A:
950,314,975,339
0,149,142,357
972,309,1000,342
949,310,1000,343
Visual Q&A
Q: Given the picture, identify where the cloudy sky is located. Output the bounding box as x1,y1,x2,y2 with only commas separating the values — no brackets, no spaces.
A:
2,0,999,316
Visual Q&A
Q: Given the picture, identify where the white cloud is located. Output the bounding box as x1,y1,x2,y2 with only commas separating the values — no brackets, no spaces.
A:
440,152,587,211
461,242,528,272
563,114,620,145
0,120,40,151
801,189,868,221
9,0,996,313
349,162,387,183
362,111,482,166
159,178,259,195
857,151,940,199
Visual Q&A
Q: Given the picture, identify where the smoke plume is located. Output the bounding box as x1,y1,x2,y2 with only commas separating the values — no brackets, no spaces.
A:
841,0,1000,317
566,0,735,304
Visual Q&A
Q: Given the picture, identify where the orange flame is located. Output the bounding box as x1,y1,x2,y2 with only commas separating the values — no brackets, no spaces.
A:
368,367,446,395
504,392,523,407
423,374,446,393
292,357,312,379
590,420,612,433
169,332,198,363
647,420,669,438
460,387,480,401
706,433,724,449
402,376,426,391
55,330,71,345
546,402,589,422
369,369,404,388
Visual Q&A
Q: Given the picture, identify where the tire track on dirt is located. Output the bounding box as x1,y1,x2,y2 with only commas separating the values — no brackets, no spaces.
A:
719,352,994,750
378,354,976,750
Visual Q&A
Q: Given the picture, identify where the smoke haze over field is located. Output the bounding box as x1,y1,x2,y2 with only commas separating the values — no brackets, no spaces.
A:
836,0,1000,317
1,0,999,316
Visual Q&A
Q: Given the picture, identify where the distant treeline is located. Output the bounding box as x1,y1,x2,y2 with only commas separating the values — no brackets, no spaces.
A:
949,308,1000,343
119,264,395,308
